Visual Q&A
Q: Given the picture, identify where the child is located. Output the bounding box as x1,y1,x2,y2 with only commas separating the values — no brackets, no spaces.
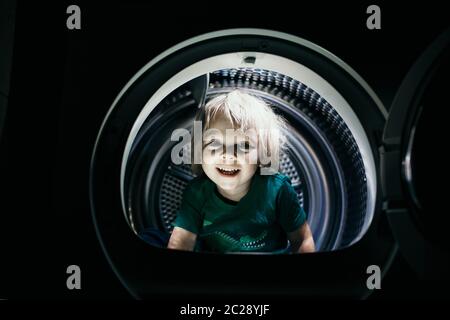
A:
168,90,315,254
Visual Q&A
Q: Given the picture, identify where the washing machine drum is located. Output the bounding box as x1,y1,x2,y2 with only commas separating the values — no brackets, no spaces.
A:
126,68,374,252
90,29,449,298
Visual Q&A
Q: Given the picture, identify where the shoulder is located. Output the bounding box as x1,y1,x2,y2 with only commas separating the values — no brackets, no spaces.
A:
258,172,292,189
272,172,291,184
258,172,298,202
255,172,294,204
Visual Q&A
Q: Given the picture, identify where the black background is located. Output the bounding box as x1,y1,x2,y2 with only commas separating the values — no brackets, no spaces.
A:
1,1,449,304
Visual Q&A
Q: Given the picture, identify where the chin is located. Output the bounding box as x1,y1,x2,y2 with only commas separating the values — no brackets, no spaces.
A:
215,178,239,188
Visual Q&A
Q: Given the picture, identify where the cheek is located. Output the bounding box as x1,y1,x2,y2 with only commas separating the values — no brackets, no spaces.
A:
202,149,219,164
201,163,214,174
239,161,258,174
237,150,258,165
249,150,258,163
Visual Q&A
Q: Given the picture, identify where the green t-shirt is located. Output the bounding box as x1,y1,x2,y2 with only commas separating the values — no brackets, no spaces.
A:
172,172,307,253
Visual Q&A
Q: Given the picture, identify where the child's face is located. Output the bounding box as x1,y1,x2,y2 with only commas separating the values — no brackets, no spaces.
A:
202,115,258,193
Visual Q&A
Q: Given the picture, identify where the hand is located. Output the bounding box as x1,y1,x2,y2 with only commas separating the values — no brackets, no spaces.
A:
167,227,197,251
287,222,315,253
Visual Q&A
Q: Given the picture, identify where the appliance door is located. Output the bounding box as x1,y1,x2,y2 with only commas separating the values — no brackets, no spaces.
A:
381,28,450,280
90,29,397,299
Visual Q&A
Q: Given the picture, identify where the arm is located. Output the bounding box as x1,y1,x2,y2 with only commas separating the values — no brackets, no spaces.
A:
167,226,197,251
287,222,315,253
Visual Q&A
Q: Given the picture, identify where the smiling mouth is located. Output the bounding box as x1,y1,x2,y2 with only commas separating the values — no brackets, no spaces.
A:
216,167,240,177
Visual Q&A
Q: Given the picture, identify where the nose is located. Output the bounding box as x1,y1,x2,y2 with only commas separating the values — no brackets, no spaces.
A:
221,145,237,160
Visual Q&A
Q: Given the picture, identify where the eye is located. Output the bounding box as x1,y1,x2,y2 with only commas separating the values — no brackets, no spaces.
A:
204,139,222,150
237,141,254,153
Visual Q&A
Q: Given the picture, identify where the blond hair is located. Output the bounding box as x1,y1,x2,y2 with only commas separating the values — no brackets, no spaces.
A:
191,89,287,175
